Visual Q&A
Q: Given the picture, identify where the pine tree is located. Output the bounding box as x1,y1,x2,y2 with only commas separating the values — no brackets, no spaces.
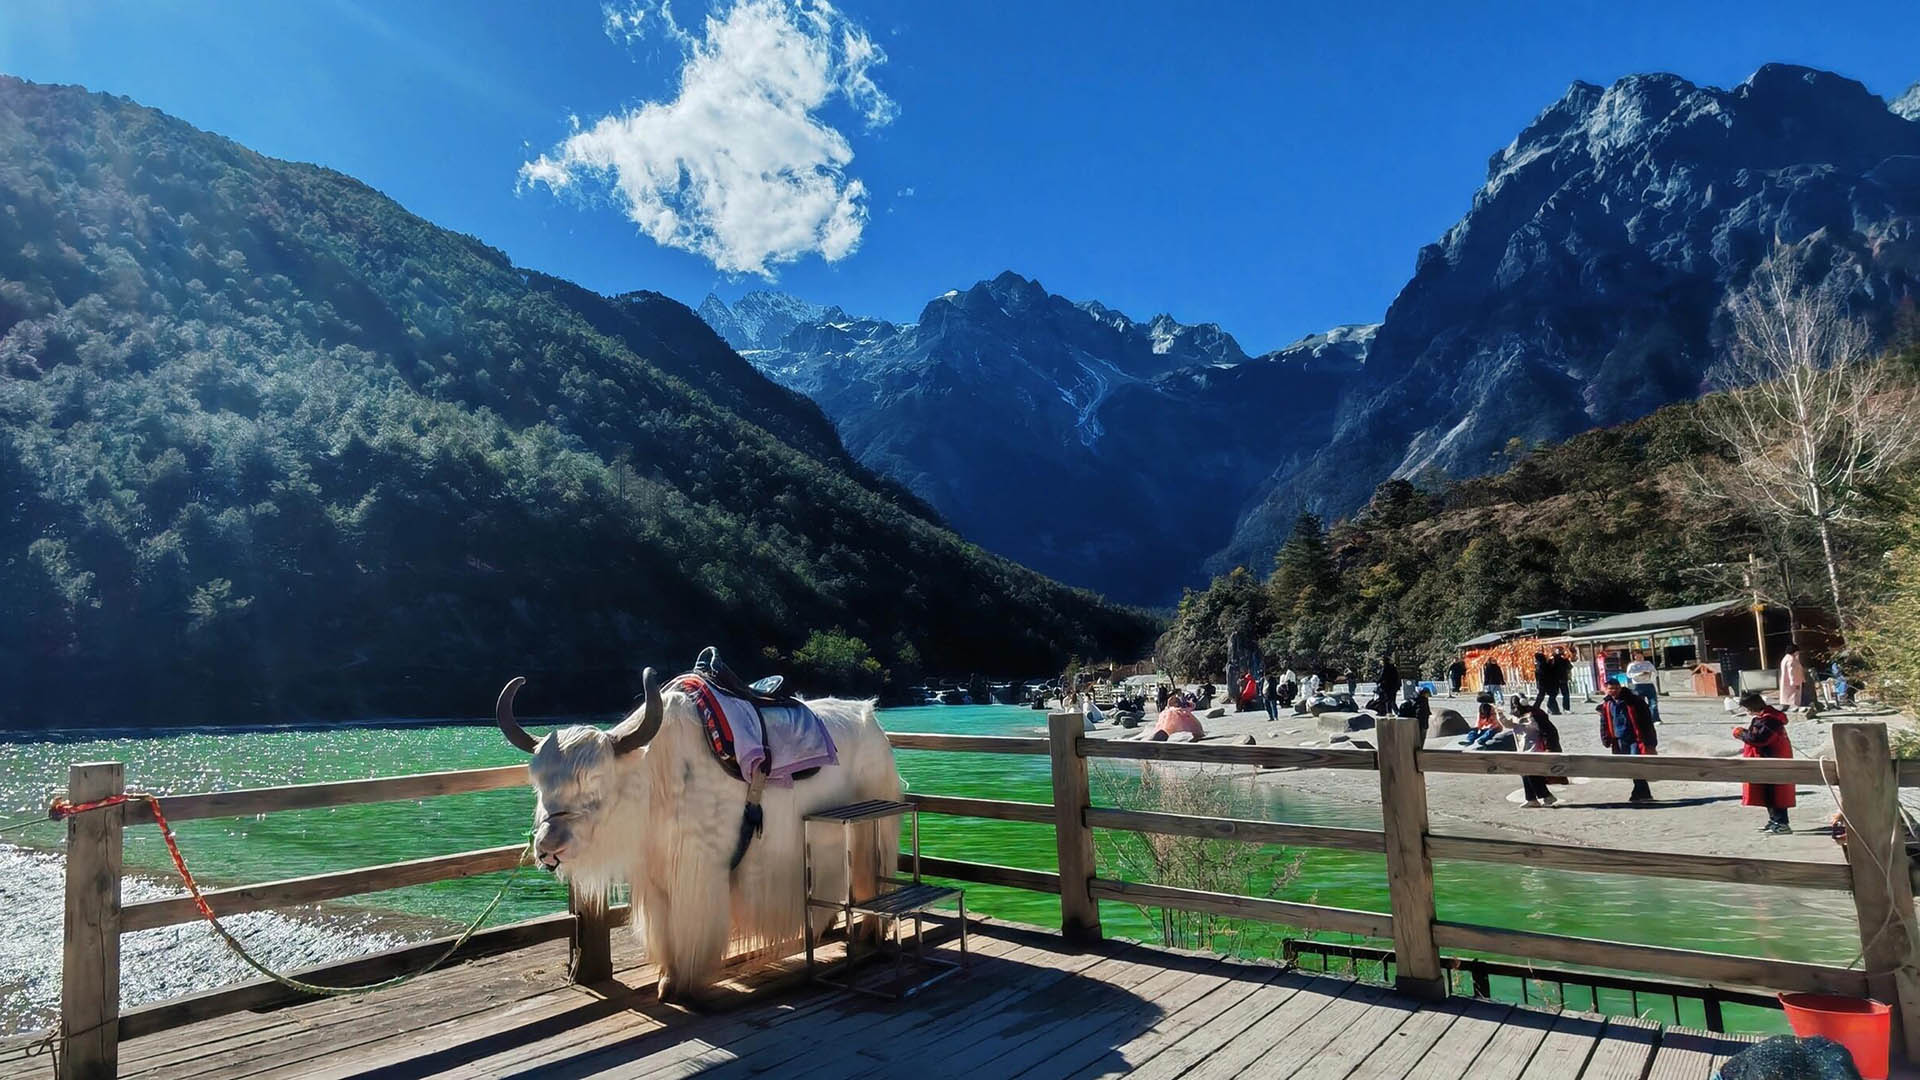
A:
1270,513,1334,618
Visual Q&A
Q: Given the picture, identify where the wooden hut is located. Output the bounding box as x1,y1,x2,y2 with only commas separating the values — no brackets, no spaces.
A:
1559,598,1797,697
1457,610,1615,697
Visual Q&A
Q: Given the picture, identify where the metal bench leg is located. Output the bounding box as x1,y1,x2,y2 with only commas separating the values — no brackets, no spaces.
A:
804,821,816,979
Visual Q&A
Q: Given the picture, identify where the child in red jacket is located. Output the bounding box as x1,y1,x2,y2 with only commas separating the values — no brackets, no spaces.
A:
1733,692,1795,835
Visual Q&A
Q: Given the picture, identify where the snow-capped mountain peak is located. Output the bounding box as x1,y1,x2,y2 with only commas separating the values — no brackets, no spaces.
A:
698,290,828,351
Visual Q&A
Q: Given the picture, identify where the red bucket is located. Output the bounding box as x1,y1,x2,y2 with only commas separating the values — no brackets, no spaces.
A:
1778,992,1890,1080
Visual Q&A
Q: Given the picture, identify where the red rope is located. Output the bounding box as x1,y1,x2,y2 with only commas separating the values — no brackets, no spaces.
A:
50,792,217,923
48,790,532,997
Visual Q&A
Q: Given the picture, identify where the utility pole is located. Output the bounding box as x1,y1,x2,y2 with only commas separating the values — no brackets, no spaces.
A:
1747,552,1770,671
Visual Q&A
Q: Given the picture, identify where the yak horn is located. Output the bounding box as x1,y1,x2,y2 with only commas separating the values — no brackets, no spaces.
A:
612,667,662,756
495,677,539,754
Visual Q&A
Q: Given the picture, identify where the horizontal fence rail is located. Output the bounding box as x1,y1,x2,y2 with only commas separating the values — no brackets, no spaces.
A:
1896,760,1920,788
123,764,531,825
1418,750,1831,784
1429,921,1870,998
1083,806,1386,853
118,907,617,1041
904,793,1054,824
1087,878,1394,940
885,733,1049,754
120,843,529,932
1424,833,1853,891
1283,939,1778,1033
901,853,1063,895
55,711,1920,1080
1080,740,1377,770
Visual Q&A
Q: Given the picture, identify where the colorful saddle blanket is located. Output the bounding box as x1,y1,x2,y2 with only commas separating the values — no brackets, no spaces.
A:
671,673,838,786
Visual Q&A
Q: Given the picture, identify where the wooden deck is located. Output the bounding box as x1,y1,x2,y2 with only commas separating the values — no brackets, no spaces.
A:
7,917,1772,1080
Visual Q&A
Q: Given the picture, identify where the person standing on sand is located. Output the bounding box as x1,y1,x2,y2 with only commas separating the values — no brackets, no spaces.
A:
1343,667,1357,697
1532,649,1552,707
1481,658,1505,703
1507,700,1562,807
1732,692,1795,834
1448,658,1467,697
1598,680,1658,804
1263,673,1280,720
1376,655,1401,711
1550,648,1574,711
1625,651,1662,723
1778,643,1807,712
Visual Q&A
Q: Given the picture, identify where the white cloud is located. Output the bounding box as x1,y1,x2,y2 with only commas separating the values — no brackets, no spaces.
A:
526,0,897,276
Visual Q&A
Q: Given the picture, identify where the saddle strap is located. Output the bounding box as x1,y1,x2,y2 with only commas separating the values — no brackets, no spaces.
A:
728,767,769,871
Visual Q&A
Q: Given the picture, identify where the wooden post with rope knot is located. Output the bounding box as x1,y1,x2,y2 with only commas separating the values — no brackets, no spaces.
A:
1832,721,1920,1063
60,761,124,1080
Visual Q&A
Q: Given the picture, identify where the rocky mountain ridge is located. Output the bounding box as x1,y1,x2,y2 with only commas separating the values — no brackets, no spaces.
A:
702,275,1371,603
710,64,1920,603
1221,63,1920,570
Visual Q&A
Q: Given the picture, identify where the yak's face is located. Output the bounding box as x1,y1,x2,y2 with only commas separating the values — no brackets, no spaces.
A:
527,724,624,874
494,672,663,879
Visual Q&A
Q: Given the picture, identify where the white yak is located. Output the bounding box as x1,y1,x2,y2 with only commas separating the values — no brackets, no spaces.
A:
494,668,902,1004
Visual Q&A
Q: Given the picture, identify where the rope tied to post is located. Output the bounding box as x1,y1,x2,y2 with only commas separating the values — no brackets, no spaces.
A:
48,790,534,999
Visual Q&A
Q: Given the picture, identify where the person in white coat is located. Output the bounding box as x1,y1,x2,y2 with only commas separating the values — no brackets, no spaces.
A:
1777,643,1807,711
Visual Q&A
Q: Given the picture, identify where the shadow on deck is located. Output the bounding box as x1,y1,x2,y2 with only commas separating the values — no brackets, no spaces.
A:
14,918,1770,1079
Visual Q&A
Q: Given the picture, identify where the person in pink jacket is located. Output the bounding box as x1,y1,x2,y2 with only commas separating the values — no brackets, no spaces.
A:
1148,692,1206,741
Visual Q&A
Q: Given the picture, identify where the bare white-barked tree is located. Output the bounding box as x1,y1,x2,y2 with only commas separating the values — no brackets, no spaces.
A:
1697,251,1920,627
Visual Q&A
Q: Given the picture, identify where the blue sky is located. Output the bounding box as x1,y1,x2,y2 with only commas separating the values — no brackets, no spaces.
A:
3,0,1916,352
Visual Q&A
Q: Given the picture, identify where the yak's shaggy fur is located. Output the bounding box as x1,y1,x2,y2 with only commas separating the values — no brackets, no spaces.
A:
524,692,901,1001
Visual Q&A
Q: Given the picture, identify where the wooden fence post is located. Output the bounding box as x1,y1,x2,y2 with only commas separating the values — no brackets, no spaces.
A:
567,882,613,984
61,761,124,1080
1048,712,1102,945
1832,721,1920,1062
1376,716,1445,1000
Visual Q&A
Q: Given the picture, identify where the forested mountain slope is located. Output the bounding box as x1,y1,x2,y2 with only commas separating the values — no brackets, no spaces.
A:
0,77,1155,725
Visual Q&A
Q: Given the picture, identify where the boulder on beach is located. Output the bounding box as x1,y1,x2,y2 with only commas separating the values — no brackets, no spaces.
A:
1306,693,1357,716
1205,706,1226,719
1435,709,1469,736
1317,711,1375,733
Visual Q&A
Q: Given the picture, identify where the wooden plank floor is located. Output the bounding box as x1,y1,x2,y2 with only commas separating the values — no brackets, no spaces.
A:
3,918,1776,1079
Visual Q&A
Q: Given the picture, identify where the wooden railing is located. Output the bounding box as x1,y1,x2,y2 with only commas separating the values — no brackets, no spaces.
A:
50,715,1920,1079
52,760,610,1080
882,714,1920,1064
